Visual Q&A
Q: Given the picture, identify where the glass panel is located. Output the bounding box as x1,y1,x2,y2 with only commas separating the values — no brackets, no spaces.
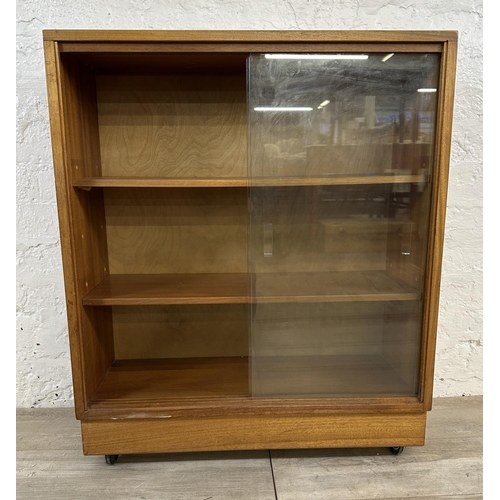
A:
248,52,440,398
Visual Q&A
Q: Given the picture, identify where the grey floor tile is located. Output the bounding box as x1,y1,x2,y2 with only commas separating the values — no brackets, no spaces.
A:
17,409,276,500
16,397,482,500
270,397,482,500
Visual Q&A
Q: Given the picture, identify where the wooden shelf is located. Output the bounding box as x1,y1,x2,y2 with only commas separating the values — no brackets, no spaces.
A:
83,273,249,306
252,174,428,187
91,357,249,404
73,173,427,190
254,271,419,304
89,355,411,410
73,176,249,189
82,271,418,306
252,354,413,397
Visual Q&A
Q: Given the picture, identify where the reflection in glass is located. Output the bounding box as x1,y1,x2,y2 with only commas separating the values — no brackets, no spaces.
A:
249,52,439,179
248,53,440,398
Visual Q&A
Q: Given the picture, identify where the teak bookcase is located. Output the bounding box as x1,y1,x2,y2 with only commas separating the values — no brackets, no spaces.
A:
43,30,457,463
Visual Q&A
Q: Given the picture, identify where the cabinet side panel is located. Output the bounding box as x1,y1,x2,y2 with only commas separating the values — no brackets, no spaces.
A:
420,40,458,410
379,48,445,399
44,41,86,417
44,46,114,417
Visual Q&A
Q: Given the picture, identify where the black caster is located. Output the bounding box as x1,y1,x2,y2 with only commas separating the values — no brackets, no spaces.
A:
389,446,405,455
105,454,119,465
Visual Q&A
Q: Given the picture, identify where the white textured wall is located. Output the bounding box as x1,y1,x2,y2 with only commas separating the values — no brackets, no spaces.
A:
16,0,483,407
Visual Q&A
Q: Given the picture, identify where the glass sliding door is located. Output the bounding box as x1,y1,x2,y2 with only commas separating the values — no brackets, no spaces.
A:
248,52,440,397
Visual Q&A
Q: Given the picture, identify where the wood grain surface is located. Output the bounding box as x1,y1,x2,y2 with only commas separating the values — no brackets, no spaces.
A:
82,270,419,305
97,74,247,179
81,411,426,455
91,357,249,402
43,29,458,43
103,187,247,275
58,42,445,55
88,354,418,408
44,42,114,418
73,174,428,189
419,39,458,410
112,304,248,359
83,273,249,305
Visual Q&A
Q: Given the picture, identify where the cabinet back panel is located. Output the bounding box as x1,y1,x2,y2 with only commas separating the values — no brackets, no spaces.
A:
96,74,247,178
104,187,248,274
251,302,385,357
249,185,392,273
113,305,248,359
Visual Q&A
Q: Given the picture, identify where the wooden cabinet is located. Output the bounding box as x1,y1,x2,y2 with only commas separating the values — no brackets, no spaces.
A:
43,30,457,460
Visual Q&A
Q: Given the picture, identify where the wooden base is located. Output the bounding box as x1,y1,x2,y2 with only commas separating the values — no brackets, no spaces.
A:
81,412,426,455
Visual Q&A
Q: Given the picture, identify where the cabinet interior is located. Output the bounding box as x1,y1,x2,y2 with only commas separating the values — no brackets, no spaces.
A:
59,50,437,409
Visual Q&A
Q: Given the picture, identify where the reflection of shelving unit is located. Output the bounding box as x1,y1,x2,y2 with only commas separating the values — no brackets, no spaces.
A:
43,30,457,462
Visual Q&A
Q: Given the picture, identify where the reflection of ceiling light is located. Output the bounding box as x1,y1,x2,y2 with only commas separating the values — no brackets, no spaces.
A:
254,107,313,111
382,53,394,62
319,100,330,108
417,88,437,93
264,54,368,60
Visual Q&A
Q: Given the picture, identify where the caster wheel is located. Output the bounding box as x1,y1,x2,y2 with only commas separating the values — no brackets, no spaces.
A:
105,454,119,465
389,446,405,456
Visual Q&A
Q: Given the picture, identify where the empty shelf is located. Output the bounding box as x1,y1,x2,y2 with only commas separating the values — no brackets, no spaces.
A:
83,271,418,306
73,173,428,189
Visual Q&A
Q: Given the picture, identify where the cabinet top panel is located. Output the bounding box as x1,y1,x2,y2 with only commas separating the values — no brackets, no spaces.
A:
42,30,458,44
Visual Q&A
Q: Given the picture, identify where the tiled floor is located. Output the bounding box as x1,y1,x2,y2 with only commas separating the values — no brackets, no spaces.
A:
17,396,482,499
